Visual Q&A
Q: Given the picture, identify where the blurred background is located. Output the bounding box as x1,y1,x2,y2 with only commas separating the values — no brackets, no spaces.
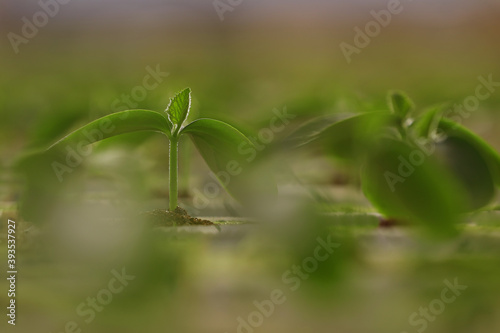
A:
1,0,500,332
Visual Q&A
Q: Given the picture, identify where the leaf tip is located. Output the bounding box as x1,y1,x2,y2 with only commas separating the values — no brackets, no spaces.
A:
387,90,415,117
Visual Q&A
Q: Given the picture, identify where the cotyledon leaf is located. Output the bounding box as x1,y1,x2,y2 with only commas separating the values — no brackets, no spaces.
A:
284,113,353,149
16,109,172,223
314,111,400,161
438,118,500,187
361,138,465,237
48,109,172,151
181,118,276,201
433,135,495,210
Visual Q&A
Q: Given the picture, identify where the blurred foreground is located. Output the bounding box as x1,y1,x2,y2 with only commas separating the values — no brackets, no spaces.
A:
1,0,500,332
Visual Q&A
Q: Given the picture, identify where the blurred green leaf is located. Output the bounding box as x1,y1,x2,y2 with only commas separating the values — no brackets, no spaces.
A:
411,105,444,139
438,118,500,188
316,112,399,161
361,138,465,237
434,135,495,210
285,114,351,148
388,91,415,118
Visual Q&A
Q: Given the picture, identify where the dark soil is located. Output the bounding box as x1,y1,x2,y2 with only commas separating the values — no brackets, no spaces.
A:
378,217,401,228
141,207,213,227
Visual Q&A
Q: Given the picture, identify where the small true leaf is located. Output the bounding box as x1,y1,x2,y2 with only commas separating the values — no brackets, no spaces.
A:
388,91,415,118
411,105,445,139
166,88,191,128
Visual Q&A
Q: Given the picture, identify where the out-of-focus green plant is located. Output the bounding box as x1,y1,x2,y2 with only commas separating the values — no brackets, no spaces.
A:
289,91,500,236
17,88,255,223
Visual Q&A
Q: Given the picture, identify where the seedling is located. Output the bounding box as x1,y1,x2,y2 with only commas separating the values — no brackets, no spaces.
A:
289,91,500,235
18,88,255,224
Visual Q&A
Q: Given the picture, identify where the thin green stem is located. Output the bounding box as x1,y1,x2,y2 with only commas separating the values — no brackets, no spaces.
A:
169,137,179,212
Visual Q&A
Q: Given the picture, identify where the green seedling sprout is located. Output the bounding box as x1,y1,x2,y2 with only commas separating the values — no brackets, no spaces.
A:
288,91,500,236
18,88,255,223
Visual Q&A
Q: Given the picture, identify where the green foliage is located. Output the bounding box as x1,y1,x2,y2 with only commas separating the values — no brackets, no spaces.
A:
315,112,400,161
16,86,500,234
17,88,257,223
181,118,254,198
361,138,464,237
50,110,173,147
410,105,445,139
438,118,500,187
290,91,500,236
431,135,495,211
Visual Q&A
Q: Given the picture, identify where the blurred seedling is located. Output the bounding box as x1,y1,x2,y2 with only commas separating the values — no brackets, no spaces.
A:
288,91,500,237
